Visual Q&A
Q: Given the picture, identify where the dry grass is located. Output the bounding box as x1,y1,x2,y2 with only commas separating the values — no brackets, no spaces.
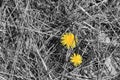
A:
0,0,120,80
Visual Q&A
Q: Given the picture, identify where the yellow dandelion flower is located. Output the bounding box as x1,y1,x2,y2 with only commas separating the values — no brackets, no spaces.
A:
70,53,82,67
61,32,78,49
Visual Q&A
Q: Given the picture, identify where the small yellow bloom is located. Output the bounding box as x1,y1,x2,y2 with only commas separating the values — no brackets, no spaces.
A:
61,32,78,49
70,53,82,67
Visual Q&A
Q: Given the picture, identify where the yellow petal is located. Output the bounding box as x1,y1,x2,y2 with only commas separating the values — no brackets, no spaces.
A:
70,53,82,67
60,32,78,49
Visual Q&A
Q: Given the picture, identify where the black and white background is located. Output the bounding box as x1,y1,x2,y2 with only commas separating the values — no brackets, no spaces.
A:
0,0,120,80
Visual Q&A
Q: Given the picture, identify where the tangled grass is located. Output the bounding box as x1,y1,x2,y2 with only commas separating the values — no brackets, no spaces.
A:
0,0,120,80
